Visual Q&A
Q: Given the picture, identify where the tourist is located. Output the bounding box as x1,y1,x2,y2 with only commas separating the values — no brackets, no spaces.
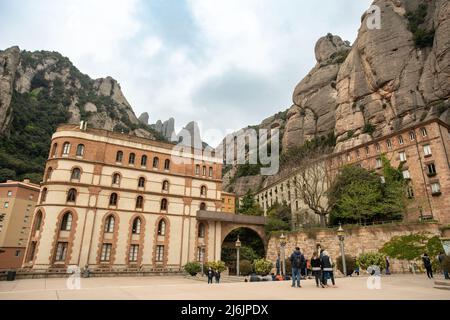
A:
438,252,450,279
321,250,335,287
290,247,305,288
214,269,221,284
385,256,391,275
276,253,281,276
354,264,360,276
207,267,214,284
422,253,433,279
311,252,324,288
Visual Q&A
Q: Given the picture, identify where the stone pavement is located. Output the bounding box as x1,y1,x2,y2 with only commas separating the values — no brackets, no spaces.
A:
0,274,449,300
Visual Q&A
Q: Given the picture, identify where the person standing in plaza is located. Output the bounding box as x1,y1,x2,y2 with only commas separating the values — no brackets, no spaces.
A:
290,247,304,288
438,252,450,279
422,253,433,279
207,267,214,284
214,269,221,284
385,256,391,275
311,252,324,288
321,250,335,287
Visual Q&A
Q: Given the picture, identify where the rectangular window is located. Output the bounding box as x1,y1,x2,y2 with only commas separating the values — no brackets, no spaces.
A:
423,145,432,156
407,185,414,198
197,247,205,262
402,170,411,180
398,136,404,145
15,250,21,257
399,151,407,162
421,128,428,137
376,158,382,168
129,245,139,262
100,243,112,262
55,242,68,262
4,202,9,208
7,191,12,197
156,245,164,262
387,139,392,149
431,182,441,195
427,163,437,176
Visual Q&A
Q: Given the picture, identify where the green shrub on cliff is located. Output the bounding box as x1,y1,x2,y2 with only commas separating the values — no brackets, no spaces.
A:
357,252,386,271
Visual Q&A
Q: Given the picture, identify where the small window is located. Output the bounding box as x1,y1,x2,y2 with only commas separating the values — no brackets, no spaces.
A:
132,218,141,234
200,186,207,196
116,151,123,163
202,166,207,176
399,151,407,162
46,167,53,181
402,170,411,180
162,180,169,191
129,153,136,165
66,189,77,202
51,143,58,157
71,168,81,181
156,245,164,262
398,135,404,145
55,242,68,262
387,139,392,149
375,143,381,152
41,188,48,203
76,144,85,157
7,191,12,197
198,223,205,238
160,198,168,211
409,131,416,141
109,193,118,206
427,163,437,176
100,243,112,262
104,215,115,233
129,245,139,262
407,185,414,198
365,146,370,155
158,220,166,236
200,202,206,210
423,144,432,156
421,128,428,137
153,157,159,169
112,173,121,185
195,165,200,175
4,202,9,208
209,167,213,177
376,158,382,168
164,159,170,170
141,155,147,167
431,182,441,195
62,142,71,155
138,177,145,188
15,250,21,257
34,211,43,231
136,196,144,209
60,212,73,231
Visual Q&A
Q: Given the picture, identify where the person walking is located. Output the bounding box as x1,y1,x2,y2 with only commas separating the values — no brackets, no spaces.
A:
214,269,221,284
311,252,324,288
385,256,391,275
290,247,305,288
438,252,450,279
422,253,433,279
207,267,214,284
321,250,335,287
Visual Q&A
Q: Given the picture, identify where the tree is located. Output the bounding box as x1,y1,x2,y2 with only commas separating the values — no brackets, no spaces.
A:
380,233,442,262
238,190,263,216
293,149,335,227
0,168,17,182
264,201,291,234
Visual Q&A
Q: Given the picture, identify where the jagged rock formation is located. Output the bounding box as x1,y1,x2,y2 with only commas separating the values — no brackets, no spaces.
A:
150,117,175,141
138,112,149,125
0,47,157,138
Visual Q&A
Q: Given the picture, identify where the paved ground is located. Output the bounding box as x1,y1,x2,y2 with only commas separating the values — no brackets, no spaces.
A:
0,274,448,300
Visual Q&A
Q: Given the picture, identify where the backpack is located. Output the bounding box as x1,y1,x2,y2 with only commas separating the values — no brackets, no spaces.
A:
294,253,304,268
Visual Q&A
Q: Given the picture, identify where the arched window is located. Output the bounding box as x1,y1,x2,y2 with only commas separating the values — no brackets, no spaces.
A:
51,143,58,157
76,144,85,157
160,198,168,211
46,167,53,181
158,220,166,236
62,142,71,155
164,159,170,170
66,188,77,202
112,173,121,185
109,193,118,206
132,218,141,234
129,153,135,165
202,166,207,176
409,131,416,141
33,211,43,232
138,177,145,188
116,151,123,163
153,157,159,168
209,167,213,177
136,196,144,209
162,180,169,191
195,165,200,175
71,168,81,181
398,135,404,145
104,215,115,233
421,127,428,137
141,155,148,167
60,212,73,231
41,188,48,203
198,223,205,238
200,186,207,196
200,202,206,210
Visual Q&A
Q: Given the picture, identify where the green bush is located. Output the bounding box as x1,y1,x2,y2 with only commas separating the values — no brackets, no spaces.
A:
239,260,253,276
253,259,273,276
184,262,202,276
336,255,357,276
357,252,386,271
406,3,435,48
205,261,227,273
362,123,376,135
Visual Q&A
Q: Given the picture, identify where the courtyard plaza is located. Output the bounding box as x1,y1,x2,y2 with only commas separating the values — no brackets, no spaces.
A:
0,274,448,300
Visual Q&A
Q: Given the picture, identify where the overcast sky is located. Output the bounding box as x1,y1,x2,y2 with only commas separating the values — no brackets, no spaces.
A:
0,0,372,146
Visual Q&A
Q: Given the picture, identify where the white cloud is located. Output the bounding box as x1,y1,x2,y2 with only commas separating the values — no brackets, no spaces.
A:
141,36,163,58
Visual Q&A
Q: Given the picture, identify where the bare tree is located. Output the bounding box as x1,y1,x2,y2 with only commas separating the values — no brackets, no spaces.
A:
293,148,335,227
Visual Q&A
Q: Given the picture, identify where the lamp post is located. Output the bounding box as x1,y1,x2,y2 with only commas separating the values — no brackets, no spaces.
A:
280,233,287,277
200,245,205,276
337,223,347,276
235,236,241,276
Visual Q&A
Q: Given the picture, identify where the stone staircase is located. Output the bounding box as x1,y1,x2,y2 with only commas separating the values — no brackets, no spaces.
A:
434,280,450,291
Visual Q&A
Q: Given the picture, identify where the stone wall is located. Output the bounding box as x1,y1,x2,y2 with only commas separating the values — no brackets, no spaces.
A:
266,222,442,274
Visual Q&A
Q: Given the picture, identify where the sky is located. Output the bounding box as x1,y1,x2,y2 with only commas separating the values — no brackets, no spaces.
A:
0,0,373,146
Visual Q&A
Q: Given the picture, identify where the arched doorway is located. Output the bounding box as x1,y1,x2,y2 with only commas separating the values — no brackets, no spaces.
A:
221,227,265,275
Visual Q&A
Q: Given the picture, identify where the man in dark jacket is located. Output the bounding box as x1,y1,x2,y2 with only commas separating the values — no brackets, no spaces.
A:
422,253,433,279
438,252,450,279
290,247,305,288
311,252,324,288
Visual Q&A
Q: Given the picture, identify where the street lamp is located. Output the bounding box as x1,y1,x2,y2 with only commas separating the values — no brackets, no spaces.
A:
200,245,206,276
280,233,287,277
337,223,347,276
235,236,241,276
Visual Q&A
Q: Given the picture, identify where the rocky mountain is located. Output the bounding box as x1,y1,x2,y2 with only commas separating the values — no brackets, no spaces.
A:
0,46,164,183
149,117,176,141
225,0,450,195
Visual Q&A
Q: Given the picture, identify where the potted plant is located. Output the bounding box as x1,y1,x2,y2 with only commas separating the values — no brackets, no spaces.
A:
184,262,202,276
